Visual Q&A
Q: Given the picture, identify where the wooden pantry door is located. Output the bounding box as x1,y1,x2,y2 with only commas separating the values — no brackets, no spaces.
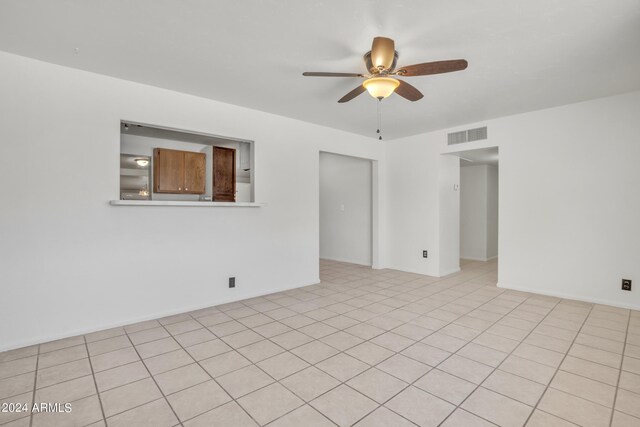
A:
212,146,236,202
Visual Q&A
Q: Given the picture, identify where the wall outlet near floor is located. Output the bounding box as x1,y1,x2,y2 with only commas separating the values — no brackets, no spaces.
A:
622,279,632,291
229,277,236,288
423,250,428,258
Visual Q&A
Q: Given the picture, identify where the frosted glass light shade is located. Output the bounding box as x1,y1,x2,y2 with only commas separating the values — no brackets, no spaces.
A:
363,77,400,99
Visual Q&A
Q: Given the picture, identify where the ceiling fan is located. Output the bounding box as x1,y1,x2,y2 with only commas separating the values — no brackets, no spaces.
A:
303,37,468,103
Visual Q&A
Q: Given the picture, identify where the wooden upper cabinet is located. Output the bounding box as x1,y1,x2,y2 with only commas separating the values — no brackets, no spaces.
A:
212,146,236,202
183,151,206,194
153,148,183,193
153,148,205,194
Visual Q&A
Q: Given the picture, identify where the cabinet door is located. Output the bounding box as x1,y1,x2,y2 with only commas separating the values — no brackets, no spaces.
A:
183,152,206,194
212,147,236,202
153,148,184,193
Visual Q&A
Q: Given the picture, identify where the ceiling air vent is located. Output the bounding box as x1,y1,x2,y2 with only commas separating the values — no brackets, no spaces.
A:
467,126,488,142
447,126,488,145
448,130,467,145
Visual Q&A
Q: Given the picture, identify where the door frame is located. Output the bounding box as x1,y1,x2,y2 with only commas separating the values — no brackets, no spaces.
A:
318,151,379,268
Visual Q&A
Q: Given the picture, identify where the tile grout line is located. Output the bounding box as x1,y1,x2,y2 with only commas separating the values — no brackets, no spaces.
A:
429,292,563,426
521,302,596,426
28,344,40,427
347,296,520,425
184,302,370,427
167,310,290,425
2,268,625,362
145,279,624,427
94,378,171,418
4,260,637,426
0,286,621,362
120,328,184,427
239,292,471,427
0,297,543,394
183,313,349,426
159,265,503,425
273,288,502,426
273,287,626,382
340,273,536,426
171,289,634,427
83,336,107,426
608,309,631,427
162,313,285,426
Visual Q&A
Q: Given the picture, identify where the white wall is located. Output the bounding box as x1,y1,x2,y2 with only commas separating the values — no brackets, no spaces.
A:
0,51,386,351
2,48,639,353
459,164,499,261
384,139,441,276
486,165,499,259
319,153,372,265
438,154,460,276
460,165,489,260
388,90,640,309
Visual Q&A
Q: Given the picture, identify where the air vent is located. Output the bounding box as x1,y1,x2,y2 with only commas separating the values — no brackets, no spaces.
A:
448,130,467,145
447,126,488,145
467,126,488,142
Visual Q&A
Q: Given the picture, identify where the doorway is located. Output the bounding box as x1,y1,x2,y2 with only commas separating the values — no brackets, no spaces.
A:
452,147,499,263
319,152,373,267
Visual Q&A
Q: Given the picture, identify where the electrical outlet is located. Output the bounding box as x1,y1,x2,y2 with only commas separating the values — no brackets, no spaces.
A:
229,277,236,288
423,250,428,258
622,279,632,291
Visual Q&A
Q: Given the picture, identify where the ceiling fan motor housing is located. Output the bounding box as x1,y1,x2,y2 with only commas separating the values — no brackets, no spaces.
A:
364,51,399,74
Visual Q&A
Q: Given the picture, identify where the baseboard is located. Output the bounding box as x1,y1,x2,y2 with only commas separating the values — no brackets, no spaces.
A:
497,282,640,311
460,255,497,262
319,256,372,267
438,267,462,277
1,278,321,353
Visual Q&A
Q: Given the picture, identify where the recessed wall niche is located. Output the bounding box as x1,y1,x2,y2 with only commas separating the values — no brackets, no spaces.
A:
119,122,254,203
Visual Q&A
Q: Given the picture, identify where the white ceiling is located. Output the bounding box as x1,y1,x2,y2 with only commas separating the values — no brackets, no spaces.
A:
1,0,639,139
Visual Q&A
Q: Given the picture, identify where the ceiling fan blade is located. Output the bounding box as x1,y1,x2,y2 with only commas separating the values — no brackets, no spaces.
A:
302,72,363,77
395,80,424,101
397,59,468,77
371,37,395,70
338,85,366,103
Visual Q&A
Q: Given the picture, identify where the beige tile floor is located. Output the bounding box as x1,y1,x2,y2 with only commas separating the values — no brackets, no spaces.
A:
1,259,639,426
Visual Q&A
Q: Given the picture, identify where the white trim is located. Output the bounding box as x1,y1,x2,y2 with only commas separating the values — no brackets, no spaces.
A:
460,255,488,262
460,255,498,262
385,266,459,277
438,267,462,277
110,200,265,207
319,256,372,267
0,278,319,353
497,282,640,311
381,264,439,277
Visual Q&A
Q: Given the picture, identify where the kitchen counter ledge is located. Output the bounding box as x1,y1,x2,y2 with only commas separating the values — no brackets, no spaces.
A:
109,200,265,207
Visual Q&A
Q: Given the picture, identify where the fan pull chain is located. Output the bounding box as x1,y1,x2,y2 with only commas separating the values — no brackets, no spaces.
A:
377,99,383,140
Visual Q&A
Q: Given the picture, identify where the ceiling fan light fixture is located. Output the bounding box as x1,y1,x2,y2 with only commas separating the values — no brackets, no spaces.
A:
363,77,400,99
